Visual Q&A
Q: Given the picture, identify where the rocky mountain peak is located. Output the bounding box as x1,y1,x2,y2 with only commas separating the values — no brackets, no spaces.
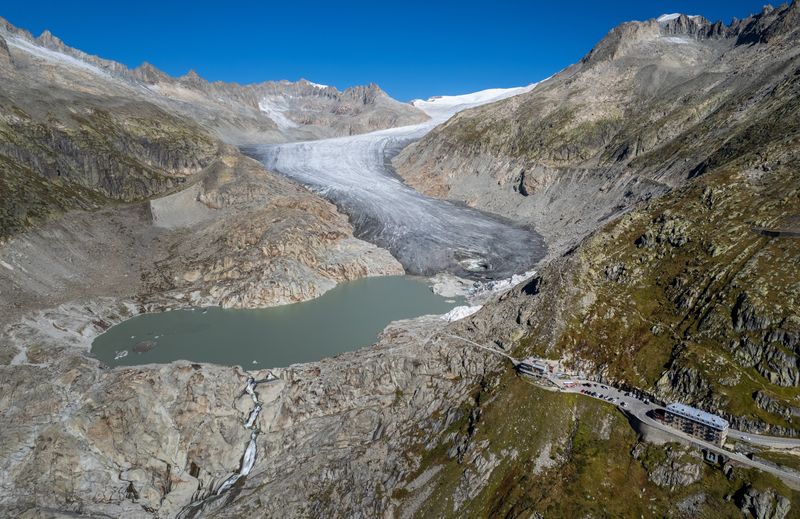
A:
342,83,387,105
133,61,170,84
0,16,13,34
735,1,800,44
297,78,331,91
36,29,68,52
581,13,724,66
0,16,33,41
657,13,718,38
179,69,206,87
580,21,660,65
581,3,799,67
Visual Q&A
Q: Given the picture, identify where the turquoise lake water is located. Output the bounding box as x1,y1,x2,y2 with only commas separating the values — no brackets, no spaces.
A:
91,275,463,368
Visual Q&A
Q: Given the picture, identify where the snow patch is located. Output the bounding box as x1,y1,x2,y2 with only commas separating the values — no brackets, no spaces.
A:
481,269,537,294
657,13,701,23
6,36,109,77
411,83,540,121
662,36,693,44
441,305,482,322
258,96,299,130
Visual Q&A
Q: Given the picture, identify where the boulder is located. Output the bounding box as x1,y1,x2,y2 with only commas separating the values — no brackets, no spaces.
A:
737,486,791,519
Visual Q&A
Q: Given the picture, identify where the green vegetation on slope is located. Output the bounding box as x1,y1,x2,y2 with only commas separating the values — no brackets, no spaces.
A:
0,154,107,239
519,155,800,428
0,92,220,238
402,372,800,518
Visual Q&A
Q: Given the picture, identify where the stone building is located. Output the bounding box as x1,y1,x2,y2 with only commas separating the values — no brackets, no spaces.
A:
663,403,729,445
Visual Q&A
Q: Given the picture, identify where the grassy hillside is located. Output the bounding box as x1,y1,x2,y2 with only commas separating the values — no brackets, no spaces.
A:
0,93,220,238
400,372,800,518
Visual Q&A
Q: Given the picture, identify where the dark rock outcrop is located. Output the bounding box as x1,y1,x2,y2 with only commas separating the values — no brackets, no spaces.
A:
641,444,704,489
754,390,794,421
0,35,11,67
736,485,792,519
131,61,171,84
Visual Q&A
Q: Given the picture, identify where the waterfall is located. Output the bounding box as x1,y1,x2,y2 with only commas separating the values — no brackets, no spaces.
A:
177,372,275,518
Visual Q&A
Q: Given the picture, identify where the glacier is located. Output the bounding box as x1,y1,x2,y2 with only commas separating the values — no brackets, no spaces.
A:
244,85,547,279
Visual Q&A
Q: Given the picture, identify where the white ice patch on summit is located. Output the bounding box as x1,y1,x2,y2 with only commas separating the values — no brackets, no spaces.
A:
411,83,540,121
657,13,701,23
258,96,299,130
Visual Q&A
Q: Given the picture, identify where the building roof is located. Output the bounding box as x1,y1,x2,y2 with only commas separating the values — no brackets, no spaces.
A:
666,403,729,431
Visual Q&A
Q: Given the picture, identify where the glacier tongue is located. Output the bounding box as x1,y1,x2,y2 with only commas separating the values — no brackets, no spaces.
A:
244,84,546,280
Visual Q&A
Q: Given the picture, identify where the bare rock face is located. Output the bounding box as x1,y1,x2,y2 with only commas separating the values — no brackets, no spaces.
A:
754,391,795,421
0,358,252,517
131,61,171,84
0,302,494,517
642,445,704,489
737,486,792,519
141,153,403,308
0,35,11,67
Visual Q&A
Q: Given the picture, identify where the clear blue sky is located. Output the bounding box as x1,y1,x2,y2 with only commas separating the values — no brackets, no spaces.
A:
2,0,770,100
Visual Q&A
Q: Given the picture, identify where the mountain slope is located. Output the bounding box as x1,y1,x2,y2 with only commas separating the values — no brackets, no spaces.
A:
391,371,799,518
3,7,800,518
424,3,800,432
0,17,427,144
0,17,426,238
394,3,800,256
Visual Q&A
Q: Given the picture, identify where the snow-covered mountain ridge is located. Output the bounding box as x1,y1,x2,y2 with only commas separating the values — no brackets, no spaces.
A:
0,16,427,144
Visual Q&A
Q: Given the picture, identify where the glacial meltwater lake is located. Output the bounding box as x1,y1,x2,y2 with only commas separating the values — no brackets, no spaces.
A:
91,275,464,368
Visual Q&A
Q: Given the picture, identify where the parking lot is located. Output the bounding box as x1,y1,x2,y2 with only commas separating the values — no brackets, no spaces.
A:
562,380,658,420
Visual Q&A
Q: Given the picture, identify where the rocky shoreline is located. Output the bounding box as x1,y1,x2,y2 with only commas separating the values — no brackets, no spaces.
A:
0,276,503,518
0,140,425,516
